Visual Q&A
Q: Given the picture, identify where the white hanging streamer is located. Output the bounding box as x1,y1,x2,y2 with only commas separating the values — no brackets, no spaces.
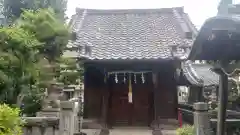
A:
123,73,126,83
134,74,137,83
115,73,118,83
108,71,152,74
141,73,145,84
107,71,151,84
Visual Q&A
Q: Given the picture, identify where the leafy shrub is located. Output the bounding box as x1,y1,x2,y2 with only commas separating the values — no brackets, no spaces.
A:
176,125,194,135
21,86,45,116
0,104,24,135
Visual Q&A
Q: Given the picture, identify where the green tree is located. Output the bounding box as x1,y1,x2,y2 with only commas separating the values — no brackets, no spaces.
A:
0,26,41,105
16,9,69,115
17,8,69,63
0,8,69,116
3,0,67,23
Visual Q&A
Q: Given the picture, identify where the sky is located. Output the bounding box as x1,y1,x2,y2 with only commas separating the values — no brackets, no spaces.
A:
66,0,240,29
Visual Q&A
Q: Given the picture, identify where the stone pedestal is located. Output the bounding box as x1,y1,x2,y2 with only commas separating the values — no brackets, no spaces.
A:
37,108,60,117
194,102,214,135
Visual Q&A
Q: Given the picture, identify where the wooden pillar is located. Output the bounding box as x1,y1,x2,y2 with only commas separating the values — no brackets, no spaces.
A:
152,72,159,127
100,71,110,135
101,89,109,126
152,72,163,135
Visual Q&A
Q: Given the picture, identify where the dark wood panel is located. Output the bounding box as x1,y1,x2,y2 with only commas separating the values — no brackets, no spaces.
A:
132,84,151,126
110,84,131,126
156,71,177,119
85,87,102,118
109,82,152,126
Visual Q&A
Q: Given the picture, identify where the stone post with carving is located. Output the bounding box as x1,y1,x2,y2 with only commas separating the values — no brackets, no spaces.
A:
194,102,214,135
37,82,64,117
59,101,75,135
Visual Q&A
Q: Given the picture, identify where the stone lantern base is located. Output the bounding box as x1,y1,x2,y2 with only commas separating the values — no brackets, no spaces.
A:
37,108,60,117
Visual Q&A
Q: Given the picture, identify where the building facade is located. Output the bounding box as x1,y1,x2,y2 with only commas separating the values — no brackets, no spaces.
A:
65,7,197,128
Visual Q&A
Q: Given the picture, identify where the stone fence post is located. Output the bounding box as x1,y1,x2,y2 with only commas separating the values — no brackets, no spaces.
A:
59,101,75,135
194,102,213,135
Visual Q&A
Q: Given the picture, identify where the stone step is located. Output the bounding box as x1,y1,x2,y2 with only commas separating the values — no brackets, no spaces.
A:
158,119,179,130
161,130,176,135
110,129,152,135
82,119,102,129
159,124,178,130
74,132,87,135
80,128,176,135
81,129,101,135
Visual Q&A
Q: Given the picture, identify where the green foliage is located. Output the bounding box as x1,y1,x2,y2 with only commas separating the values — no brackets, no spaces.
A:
16,9,68,115
0,8,69,116
21,86,45,116
0,104,24,135
18,8,69,62
3,0,68,22
228,79,239,102
0,26,41,104
176,125,195,135
206,61,240,109
0,4,70,115
14,9,68,114
58,58,83,85
35,0,68,20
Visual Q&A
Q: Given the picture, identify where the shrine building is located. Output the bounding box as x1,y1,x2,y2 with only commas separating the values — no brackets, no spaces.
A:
65,7,197,128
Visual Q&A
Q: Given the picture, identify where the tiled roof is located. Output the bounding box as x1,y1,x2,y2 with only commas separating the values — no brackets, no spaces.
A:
64,7,197,60
181,61,219,86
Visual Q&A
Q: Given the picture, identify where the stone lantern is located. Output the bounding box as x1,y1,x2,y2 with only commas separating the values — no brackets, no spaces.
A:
189,16,240,60
188,15,240,135
37,80,65,117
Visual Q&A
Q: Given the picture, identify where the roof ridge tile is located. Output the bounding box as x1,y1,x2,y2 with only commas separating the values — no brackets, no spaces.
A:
173,9,193,39
73,9,87,32
75,7,184,14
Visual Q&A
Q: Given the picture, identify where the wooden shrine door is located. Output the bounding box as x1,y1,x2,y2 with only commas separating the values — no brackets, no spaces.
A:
132,83,152,126
110,83,131,126
110,81,152,126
